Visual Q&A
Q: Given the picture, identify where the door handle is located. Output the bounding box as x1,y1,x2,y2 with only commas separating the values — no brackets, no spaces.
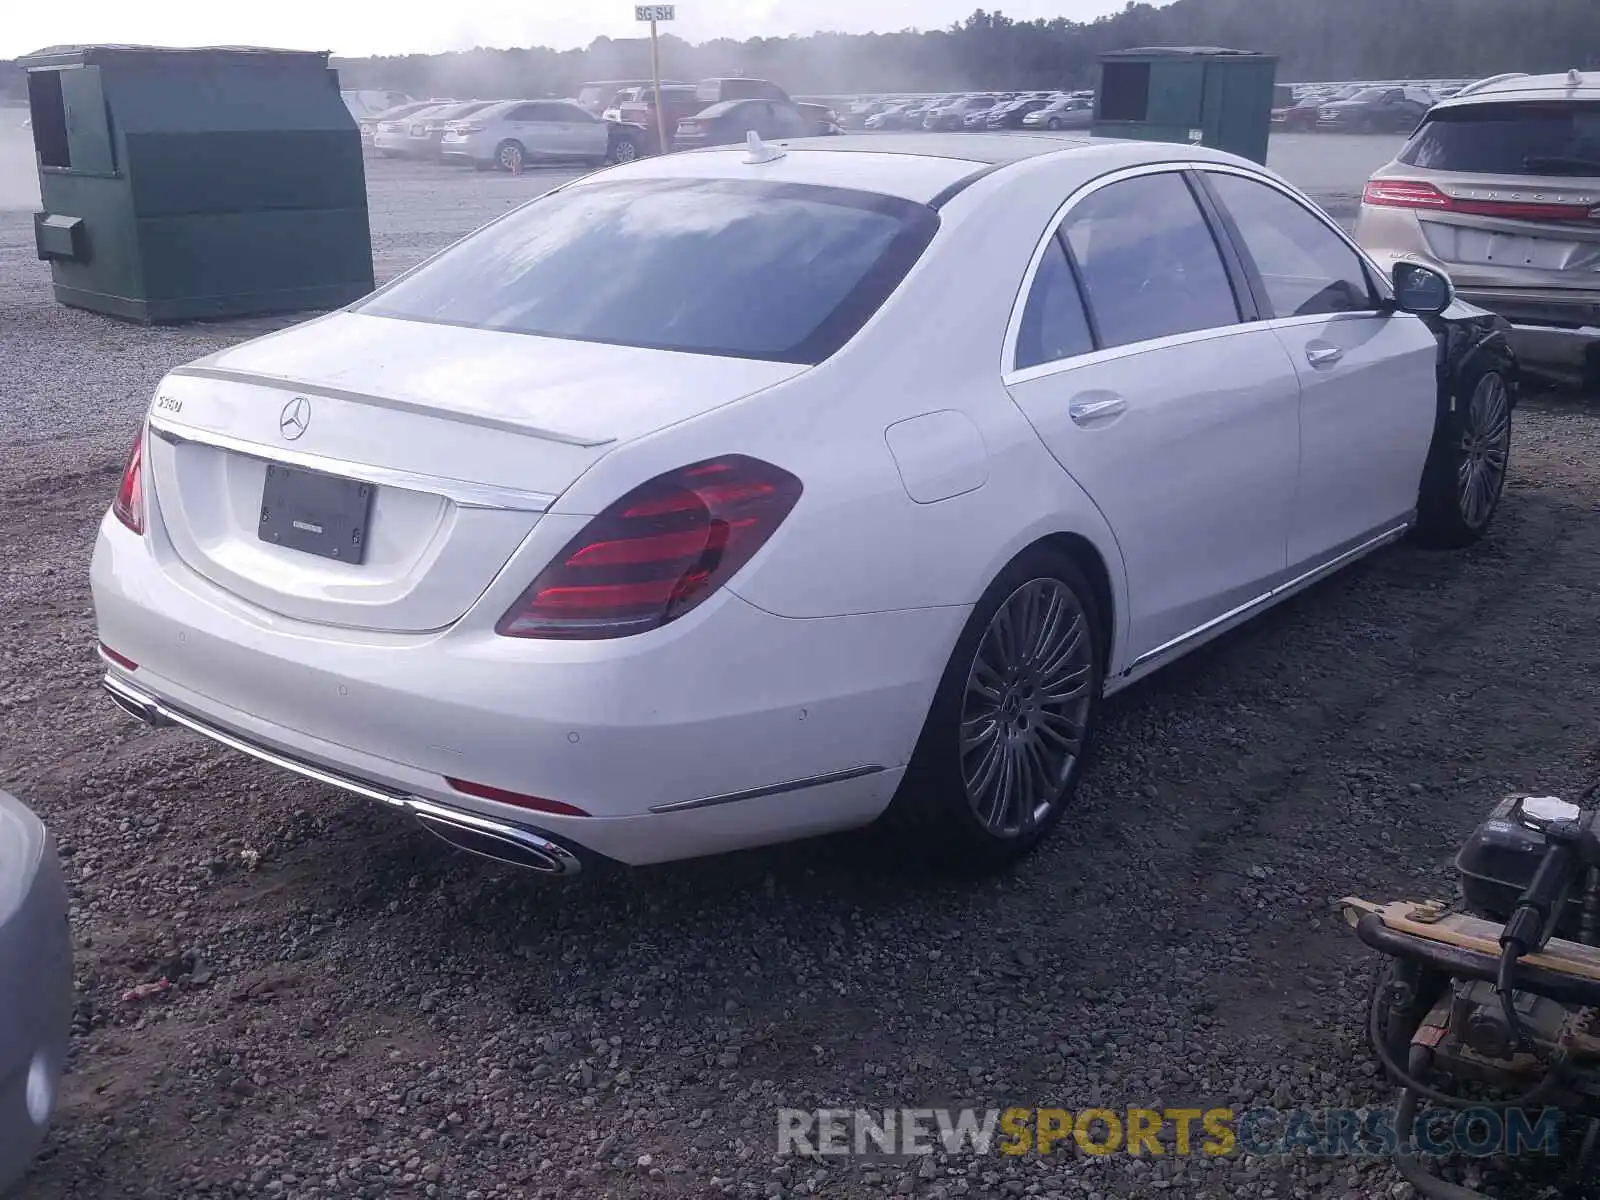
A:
1305,344,1344,367
1068,394,1127,425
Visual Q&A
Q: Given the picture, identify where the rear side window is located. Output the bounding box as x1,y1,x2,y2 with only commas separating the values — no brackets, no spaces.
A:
1062,172,1241,349
1400,101,1600,175
358,179,939,364
1015,238,1094,370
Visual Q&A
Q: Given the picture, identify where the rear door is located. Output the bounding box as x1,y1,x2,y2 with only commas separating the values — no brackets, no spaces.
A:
1003,168,1302,662
1197,168,1437,569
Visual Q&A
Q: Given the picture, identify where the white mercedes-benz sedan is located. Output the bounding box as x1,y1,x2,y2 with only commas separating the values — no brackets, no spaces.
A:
91,133,1516,876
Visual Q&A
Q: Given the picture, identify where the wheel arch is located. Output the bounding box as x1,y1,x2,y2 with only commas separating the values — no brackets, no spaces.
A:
1029,532,1115,678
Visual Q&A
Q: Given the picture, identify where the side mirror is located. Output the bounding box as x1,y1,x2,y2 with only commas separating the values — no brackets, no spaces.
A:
1391,262,1454,316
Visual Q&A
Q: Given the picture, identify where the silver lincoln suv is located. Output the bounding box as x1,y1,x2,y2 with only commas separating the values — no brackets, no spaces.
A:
1356,70,1600,388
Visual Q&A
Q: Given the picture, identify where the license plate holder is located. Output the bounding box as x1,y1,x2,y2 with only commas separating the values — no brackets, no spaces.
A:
258,464,374,564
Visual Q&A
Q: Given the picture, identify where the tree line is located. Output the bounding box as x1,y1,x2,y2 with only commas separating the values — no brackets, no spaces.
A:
5,0,1600,104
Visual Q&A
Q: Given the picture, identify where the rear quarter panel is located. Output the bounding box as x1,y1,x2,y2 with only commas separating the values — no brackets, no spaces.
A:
543,154,1145,667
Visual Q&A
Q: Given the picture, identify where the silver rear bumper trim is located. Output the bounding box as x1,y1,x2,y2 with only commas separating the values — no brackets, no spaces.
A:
100,672,583,876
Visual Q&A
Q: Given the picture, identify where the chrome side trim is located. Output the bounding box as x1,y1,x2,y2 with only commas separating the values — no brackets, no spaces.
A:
101,673,583,876
105,671,408,806
147,415,557,513
1127,521,1412,672
648,764,887,814
166,365,614,448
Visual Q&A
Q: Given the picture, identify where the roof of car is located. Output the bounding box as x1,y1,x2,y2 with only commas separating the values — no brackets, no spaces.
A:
761,132,1096,165
1437,70,1600,108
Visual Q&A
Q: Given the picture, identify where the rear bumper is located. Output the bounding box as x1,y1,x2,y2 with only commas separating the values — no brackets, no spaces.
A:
439,133,495,163
0,794,71,1193
90,513,952,865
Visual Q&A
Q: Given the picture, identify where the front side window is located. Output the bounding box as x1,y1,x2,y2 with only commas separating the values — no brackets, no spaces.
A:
1205,174,1376,318
357,179,939,364
1061,172,1240,349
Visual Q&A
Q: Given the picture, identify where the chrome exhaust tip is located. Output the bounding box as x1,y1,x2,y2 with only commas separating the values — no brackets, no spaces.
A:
411,808,583,877
102,677,173,728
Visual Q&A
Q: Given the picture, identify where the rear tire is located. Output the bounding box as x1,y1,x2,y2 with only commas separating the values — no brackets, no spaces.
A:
1412,368,1512,549
495,140,525,172
877,546,1102,873
609,135,641,164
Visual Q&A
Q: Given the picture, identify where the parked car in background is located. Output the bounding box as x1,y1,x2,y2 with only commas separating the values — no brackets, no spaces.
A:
91,135,1514,880
866,102,930,130
1317,86,1434,132
1356,69,1600,387
616,85,705,150
797,103,843,136
1273,85,1358,131
359,99,450,148
843,99,889,128
674,98,810,148
926,95,999,130
575,78,690,115
963,100,1007,129
342,88,414,120
693,78,794,108
441,100,646,170
987,97,1051,130
403,101,499,159
1022,96,1094,131
372,101,458,157
0,791,71,1194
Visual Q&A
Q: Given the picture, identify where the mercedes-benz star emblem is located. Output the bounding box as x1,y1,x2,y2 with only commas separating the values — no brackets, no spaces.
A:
279,396,311,441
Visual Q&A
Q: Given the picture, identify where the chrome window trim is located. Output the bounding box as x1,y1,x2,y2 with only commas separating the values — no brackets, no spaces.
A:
1000,161,1251,383
147,414,557,513
1189,162,1400,309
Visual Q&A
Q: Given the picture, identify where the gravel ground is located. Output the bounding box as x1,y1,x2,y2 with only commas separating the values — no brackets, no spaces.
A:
3,142,1600,1200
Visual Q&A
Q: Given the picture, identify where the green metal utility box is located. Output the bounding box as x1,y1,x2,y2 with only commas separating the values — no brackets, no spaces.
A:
20,44,374,323
1093,46,1278,165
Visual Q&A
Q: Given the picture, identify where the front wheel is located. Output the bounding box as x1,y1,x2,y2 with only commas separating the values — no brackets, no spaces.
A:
1412,369,1512,548
609,136,641,164
878,547,1102,872
1046,117,1062,130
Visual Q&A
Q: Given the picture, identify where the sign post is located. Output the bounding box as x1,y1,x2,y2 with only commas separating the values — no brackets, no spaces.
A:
634,5,676,154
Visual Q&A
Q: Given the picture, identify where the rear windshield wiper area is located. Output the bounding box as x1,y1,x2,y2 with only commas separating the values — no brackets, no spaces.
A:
1521,154,1600,175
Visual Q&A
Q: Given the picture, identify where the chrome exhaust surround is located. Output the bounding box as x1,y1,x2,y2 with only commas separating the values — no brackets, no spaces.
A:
101,672,584,877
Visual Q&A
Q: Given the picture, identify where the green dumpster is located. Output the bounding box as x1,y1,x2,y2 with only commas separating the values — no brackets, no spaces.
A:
1093,46,1278,165
20,44,375,323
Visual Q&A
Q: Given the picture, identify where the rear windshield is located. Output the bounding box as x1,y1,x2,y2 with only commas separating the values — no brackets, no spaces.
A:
1399,101,1600,175
357,179,939,364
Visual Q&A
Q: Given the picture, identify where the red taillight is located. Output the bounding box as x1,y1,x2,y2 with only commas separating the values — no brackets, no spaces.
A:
446,777,590,817
111,426,145,534
1364,178,1600,223
99,643,138,671
496,455,802,640
1363,179,1452,210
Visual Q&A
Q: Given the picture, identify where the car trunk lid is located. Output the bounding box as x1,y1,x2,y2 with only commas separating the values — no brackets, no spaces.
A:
145,311,805,633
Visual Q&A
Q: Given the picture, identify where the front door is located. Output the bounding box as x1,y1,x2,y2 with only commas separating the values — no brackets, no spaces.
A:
1197,169,1438,570
1003,169,1303,661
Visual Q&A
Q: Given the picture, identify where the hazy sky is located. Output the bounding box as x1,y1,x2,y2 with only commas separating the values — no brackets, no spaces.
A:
5,0,1124,60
